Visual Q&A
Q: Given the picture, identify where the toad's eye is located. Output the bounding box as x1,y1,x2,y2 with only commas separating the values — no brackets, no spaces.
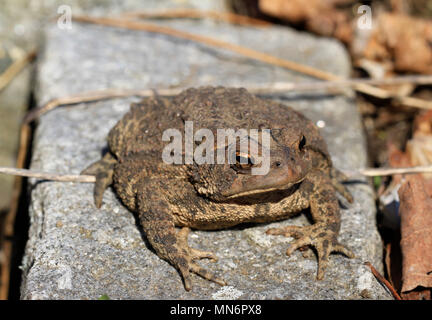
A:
233,152,254,173
236,152,254,166
299,135,306,151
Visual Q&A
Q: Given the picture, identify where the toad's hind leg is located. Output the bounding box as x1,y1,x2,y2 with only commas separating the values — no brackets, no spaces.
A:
138,193,225,291
267,171,354,280
81,153,117,208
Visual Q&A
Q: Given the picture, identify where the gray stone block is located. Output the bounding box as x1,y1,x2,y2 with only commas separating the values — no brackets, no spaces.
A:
21,19,392,299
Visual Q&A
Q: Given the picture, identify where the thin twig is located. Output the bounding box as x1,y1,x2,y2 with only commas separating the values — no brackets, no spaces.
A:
365,262,402,300
0,123,31,300
2,165,432,183
0,167,95,183
118,8,271,27
25,75,432,123
0,49,37,92
353,75,432,86
248,75,432,94
72,15,432,110
348,165,432,177
23,87,184,123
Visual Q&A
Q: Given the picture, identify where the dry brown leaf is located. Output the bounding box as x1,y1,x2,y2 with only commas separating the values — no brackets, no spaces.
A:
359,13,432,74
394,110,432,296
387,142,432,299
388,143,412,185
398,175,432,294
388,112,432,195
407,111,432,180
258,0,354,43
259,1,432,75
401,289,431,300
259,0,320,23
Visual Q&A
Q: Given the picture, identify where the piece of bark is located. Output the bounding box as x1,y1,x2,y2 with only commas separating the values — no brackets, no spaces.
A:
398,175,432,293
387,118,432,299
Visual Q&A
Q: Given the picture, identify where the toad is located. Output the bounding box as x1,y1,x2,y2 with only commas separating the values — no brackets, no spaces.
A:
82,87,354,291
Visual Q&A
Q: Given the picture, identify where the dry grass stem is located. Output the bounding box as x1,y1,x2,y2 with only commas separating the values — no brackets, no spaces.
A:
0,49,36,92
119,8,271,27
365,262,402,300
355,166,432,177
0,167,96,183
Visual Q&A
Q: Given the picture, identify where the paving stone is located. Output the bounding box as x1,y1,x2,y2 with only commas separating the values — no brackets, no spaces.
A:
21,17,392,299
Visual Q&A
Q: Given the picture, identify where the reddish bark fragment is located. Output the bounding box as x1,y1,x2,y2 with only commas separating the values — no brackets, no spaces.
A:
398,176,432,293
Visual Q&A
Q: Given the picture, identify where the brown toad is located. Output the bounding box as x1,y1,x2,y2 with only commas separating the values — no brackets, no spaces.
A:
82,86,354,291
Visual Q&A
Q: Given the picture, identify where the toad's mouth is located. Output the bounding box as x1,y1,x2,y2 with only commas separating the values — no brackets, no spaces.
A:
221,162,308,199
222,177,305,199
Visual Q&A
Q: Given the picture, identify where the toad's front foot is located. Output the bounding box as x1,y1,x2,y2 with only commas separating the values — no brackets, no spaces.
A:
266,223,354,280
172,227,226,291
81,153,117,208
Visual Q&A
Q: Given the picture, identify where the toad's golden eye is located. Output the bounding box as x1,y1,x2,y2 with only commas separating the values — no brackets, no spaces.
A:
235,152,254,169
299,135,306,151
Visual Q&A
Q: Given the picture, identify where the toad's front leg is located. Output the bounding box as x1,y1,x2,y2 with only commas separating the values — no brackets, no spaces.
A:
137,194,226,291
267,171,354,280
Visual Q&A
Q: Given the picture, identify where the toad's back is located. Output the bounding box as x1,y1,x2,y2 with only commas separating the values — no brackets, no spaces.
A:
107,87,330,164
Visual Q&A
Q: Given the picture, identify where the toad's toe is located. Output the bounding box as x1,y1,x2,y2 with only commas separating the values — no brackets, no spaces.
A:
173,227,225,290
267,224,354,280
